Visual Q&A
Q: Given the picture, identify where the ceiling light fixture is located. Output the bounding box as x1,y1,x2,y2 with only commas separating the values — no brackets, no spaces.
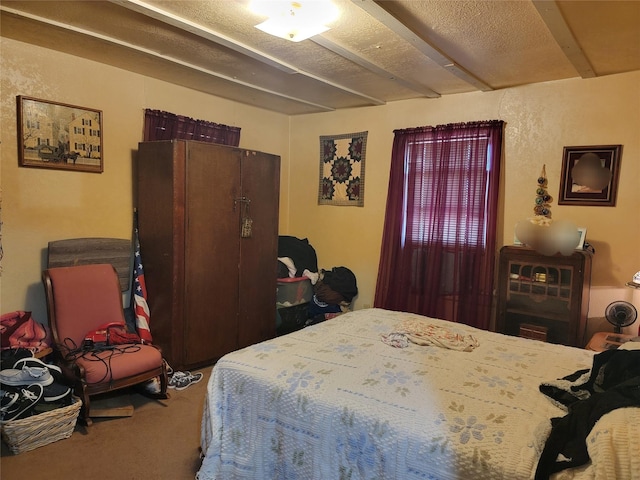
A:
249,0,340,42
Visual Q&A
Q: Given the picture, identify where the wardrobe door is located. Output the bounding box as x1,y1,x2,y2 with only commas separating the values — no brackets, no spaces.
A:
237,151,280,348
137,140,186,369
183,142,241,366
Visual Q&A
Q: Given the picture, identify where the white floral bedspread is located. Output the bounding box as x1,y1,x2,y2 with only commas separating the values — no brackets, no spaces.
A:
197,308,640,480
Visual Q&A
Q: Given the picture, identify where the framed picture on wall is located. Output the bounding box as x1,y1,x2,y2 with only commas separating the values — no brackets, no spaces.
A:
558,145,622,206
17,96,103,173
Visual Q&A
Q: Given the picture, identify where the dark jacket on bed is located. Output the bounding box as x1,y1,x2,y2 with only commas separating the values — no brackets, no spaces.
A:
535,349,640,479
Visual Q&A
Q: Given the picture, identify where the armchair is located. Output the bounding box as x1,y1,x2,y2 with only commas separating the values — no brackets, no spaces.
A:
42,263,168,426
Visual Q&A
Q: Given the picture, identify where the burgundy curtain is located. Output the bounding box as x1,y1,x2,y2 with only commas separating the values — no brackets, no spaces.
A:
143,109,241,146
374,120,504,330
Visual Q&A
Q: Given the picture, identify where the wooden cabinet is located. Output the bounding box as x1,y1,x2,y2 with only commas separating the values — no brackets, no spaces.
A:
496,246,592,348
136,140,280,370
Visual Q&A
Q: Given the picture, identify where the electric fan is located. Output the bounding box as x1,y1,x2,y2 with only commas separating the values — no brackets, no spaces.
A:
605,301,638,334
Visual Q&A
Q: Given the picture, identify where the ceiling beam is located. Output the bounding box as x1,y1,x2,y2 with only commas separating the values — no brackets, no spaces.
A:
532,0,596,78
352,0,493,92
311,35,441,98
0,5,336,112
110,0,297,74
110,0,386,106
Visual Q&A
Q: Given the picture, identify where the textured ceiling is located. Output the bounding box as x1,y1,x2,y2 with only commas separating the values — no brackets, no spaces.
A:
1,0,639,115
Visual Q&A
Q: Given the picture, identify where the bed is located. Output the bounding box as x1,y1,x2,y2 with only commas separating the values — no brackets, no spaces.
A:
197,308,640,480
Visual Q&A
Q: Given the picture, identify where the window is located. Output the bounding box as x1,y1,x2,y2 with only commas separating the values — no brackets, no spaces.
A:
405,135,492,248
375,120,503,330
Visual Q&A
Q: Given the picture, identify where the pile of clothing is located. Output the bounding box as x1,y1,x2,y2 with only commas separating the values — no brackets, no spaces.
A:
308,267,358,325
276,236,358,327
277,236,318,281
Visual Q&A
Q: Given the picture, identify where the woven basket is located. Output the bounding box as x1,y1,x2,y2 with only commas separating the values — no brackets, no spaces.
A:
1,396,81,454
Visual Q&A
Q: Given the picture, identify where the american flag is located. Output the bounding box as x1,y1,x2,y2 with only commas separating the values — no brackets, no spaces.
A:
132,212,153,343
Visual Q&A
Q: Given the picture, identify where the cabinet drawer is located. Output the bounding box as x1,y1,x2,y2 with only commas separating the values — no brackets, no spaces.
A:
519,323,548,342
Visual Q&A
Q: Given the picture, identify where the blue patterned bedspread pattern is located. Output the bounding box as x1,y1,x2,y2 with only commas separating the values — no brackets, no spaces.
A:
197,308,639,480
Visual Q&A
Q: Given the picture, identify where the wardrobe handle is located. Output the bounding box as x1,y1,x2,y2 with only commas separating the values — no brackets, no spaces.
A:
234,197,252,238
233,196,250,210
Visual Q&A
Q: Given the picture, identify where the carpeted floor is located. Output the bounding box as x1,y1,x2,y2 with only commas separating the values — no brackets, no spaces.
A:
1,365,213,480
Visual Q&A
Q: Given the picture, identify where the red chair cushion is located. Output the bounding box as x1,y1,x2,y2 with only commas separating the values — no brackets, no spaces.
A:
74,344,163,385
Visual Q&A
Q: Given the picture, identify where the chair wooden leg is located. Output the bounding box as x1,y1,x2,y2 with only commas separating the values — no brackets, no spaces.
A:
142,364,170,400
75,381,92,426
159,363,169,399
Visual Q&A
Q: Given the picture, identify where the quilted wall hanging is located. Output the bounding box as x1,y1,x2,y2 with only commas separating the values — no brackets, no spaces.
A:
318,131,367,207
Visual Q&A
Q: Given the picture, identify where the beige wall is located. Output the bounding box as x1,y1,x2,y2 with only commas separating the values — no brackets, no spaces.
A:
1,38,290,324
288,72,640,325
2,37,639,333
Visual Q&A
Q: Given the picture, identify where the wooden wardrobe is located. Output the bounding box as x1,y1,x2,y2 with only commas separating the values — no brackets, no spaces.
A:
136,140,280,370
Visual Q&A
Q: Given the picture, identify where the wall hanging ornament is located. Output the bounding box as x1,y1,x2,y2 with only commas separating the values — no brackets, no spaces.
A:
318,131,367,207
534,165,552,218
515,164,580,256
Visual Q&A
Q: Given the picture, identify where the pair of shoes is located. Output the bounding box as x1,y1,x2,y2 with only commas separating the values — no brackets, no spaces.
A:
18,358,71,403
141,376,161,395
0,357,71,403
0,384,44,421
15,357,64,381
0,356,64,387
33,385,74,415
21,359,71,403
0,365,53,386
168,371,203,391
42,382,72,403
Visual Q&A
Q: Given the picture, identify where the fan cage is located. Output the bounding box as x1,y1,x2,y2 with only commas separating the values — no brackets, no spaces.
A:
605,301,638,333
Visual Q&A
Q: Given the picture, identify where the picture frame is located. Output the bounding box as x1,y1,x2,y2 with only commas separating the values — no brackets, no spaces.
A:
558,145,622,206
576,227,587,250
17,96,103,173
513,226,523,246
